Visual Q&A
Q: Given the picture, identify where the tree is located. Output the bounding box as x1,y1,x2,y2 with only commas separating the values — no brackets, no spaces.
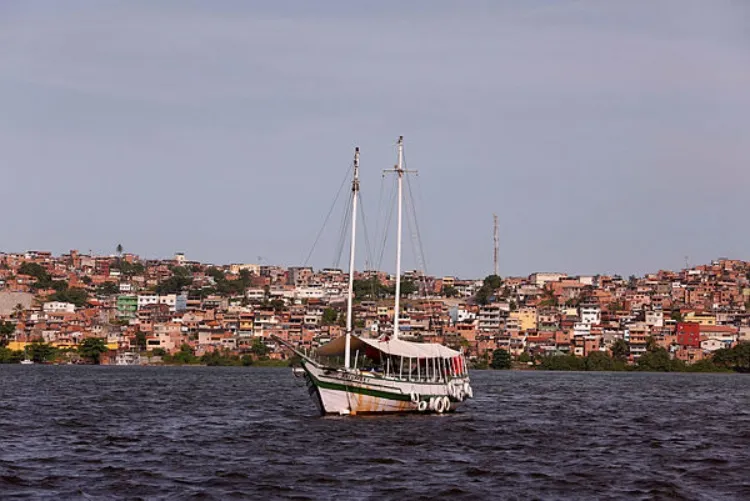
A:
538,354,586,371
475,275,502,306
670,310,684,322
251,337,270,357
167,344,198,365
12,303,25,320
96,282,120,296
78,338,109,364
518,351,531,363
490,348,511,370
637,347,683,372
269,298,286,313
155,275,192,295
48,287,89,308
610,339,629,362
585,351,615,371
28,340,57,363
134,331,147,351
0,321,15,347
116,243,123,257
18,262,51,286
443,286,458,298
321,308,338,326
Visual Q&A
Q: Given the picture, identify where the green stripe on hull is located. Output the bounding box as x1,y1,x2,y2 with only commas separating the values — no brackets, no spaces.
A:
303,362,457,403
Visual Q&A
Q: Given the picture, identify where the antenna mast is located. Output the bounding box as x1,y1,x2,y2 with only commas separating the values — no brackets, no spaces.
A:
344,147,359,369
493,214,499,276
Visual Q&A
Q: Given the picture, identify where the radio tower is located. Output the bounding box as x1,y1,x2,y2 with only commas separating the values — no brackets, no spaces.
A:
493,214,499,276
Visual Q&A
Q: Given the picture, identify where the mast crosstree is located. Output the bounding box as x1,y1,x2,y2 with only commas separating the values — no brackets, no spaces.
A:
384,136,417,340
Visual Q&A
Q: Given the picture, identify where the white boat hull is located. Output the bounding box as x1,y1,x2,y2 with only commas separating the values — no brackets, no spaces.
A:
301,360,472,416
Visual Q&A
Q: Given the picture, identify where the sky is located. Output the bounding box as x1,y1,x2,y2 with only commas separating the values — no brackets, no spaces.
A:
1,1,748,278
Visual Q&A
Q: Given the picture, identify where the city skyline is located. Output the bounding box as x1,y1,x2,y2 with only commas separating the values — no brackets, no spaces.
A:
1,1,748,277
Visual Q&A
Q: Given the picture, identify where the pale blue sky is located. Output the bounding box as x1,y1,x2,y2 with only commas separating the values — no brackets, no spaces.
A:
1,1,748,278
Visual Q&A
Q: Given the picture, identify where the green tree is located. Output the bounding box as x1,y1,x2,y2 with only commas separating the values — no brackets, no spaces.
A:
166,344,198,365
0,321,14,347
155,275,192,295
321,308,338,326
490,348,511,369
251,338,270,357
12,303,25,320
585,351,615,371
518,351,531,363
96,282,120,296
78,338,109,364
18,262,54,290
0,348,24,364
538,354,586,371
610,338,629,362
48,287,89,308
443,286,458,298
134,331,147,351
28,340,57,363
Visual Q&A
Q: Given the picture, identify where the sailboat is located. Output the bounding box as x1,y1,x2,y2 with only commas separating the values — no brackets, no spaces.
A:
276,137,473,415
20,346,34,365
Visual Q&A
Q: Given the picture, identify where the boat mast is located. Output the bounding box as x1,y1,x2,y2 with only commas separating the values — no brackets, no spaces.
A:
393,136,404,340
344,147,360,369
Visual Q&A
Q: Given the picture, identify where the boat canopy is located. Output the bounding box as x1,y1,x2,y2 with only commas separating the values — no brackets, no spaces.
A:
317,335,460,359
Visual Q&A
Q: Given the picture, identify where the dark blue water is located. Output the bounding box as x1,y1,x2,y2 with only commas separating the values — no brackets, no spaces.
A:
0,367,748,500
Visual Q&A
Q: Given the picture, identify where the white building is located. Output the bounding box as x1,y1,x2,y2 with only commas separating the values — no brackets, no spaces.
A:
43,302,76,313
645,310,664,328
137,294,187,312
530,272,567,288
580,306,601,326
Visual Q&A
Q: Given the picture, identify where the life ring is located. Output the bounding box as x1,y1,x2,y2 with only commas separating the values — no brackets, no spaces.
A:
435,396,445,414
410,391,419,403
417,400,428,412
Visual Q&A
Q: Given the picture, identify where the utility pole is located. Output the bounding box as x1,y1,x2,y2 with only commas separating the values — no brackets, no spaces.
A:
493,214,499,277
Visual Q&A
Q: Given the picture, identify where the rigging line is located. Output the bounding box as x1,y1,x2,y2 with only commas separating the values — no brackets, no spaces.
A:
403,153,431,304
373,173,386,271
405,168,429,278
303,164,353,267
357,192,375,273
333,191,354,270
375,176,398,272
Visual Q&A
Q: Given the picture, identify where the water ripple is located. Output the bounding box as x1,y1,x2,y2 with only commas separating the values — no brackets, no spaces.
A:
0,367,748,500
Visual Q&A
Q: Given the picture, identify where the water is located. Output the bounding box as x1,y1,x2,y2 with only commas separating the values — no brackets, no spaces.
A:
0,367,748,500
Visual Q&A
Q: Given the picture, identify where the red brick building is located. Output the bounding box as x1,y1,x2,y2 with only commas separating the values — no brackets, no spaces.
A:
676,322,700,347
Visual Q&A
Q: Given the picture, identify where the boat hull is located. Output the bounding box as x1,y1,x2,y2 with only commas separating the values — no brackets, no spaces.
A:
301,360,472,416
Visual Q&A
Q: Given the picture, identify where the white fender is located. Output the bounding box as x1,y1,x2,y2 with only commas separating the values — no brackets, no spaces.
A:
466,385,474,399
443,396,451,411
428,397,436,410
435,396,445,414
417,400,428,412
410,391,419,403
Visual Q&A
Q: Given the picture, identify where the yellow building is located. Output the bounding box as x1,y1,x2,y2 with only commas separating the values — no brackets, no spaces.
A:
683,312,716,326
509,307,538,331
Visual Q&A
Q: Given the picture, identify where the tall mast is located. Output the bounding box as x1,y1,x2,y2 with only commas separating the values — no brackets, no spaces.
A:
393,136,404,340
493,214,499,276
344,147,359,369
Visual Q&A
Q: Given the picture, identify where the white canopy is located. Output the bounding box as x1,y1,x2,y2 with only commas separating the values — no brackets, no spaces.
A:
317,335,461,359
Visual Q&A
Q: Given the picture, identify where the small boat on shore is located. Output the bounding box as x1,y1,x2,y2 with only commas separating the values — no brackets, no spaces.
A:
277,137,473,415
